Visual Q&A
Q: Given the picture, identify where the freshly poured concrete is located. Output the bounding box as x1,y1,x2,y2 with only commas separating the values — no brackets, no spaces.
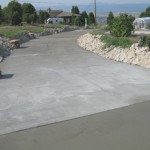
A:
0,100,150,150
0,30,150,135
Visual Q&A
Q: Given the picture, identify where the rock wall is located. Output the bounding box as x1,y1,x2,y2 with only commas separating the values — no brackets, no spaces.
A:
78,33,150,68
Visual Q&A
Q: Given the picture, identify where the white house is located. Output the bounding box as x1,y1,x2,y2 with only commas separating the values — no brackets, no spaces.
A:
133,17,150,29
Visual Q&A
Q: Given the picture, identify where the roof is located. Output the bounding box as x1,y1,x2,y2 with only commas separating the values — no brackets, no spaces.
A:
48,10,63,18
57,12,80,18
47,9,81,18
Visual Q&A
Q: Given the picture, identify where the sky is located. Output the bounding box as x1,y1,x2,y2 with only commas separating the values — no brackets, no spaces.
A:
1,0,150,7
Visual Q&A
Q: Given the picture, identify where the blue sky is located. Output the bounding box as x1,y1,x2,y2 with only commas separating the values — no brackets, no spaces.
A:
1,0,150,7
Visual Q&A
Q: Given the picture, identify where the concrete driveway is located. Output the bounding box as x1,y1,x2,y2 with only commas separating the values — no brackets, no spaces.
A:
0,30,150,135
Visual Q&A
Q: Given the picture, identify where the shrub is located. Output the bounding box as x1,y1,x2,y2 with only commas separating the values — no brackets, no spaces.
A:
146,36,150,50
111,13,135,37
138,34,147,47
101,35,133,48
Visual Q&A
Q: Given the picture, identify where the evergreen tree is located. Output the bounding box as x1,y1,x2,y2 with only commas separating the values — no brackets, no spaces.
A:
107,11,114,29
71,6,80,14
0,5,2,23
81,11,88,26
89,12,95,24
139,6,150,17
71,5,80,25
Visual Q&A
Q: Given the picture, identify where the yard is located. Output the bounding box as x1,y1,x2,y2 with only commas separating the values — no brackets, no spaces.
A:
0,24,66,38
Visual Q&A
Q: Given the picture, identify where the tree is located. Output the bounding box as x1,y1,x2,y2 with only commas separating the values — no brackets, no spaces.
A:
81,11,88,26
5,0,22,25
89,12,95,25
111,13,135,37
22,3,37,24
139,6,150,17
139,12,147,17
71,6,80,14
38,10,49,24
107,11,114,29
74,16,81,26
0,5,2,23
2,7,9,23
71,6,80,25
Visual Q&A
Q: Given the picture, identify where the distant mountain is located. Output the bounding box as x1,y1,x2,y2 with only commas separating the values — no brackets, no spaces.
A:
36,2,150,14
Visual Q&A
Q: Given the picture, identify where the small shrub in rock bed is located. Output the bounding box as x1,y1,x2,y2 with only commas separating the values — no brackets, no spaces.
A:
146,36,150,50
138,35,150,50
101,35,133,48
138,35,147,47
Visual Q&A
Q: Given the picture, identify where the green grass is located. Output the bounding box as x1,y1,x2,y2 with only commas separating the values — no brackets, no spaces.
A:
0,24,66,38
90,23,108,35
101,35,134,48
0,25,45,38
0,28,24,38
90,29,106,35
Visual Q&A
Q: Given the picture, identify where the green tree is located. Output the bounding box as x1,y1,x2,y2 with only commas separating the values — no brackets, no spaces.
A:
111,13,135,37
139,6,150,17
0,5,2,23
38,10,49,24
139,12,147,17
2,7,9,23
9,0,22,25
22,3,37,24
71,6,80,25
107,11,114,29
89,12,95,25
71,6,80,14
74,16,81,26
5,0,22,25
81,11,88,26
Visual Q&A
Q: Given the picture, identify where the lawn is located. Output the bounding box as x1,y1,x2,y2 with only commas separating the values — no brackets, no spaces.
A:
0,24,65,38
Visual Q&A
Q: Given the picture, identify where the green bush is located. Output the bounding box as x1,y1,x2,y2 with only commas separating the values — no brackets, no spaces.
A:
101,35,133,48
111,13,135,37
146,36,150,50
138,34,147,47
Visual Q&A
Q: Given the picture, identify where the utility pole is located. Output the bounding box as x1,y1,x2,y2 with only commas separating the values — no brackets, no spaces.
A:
94,0,96,23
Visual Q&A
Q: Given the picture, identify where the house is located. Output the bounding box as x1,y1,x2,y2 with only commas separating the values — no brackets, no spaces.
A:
133,17,150,29
47,9,80,24
56,12,80,23
47,18,64,24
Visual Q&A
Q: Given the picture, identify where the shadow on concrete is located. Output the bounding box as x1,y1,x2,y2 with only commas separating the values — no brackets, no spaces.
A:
0,74,14,79
19,46,29,49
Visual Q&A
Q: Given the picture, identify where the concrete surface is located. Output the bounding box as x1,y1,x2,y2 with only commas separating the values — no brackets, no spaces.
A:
134,30,150,35
0,100,150,150
0,30,150,135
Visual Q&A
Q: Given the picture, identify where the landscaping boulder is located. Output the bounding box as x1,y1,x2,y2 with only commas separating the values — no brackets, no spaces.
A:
9,39,20,49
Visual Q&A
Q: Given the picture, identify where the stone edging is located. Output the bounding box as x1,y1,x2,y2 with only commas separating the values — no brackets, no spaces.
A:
77,33,150,68
0,26,76,62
